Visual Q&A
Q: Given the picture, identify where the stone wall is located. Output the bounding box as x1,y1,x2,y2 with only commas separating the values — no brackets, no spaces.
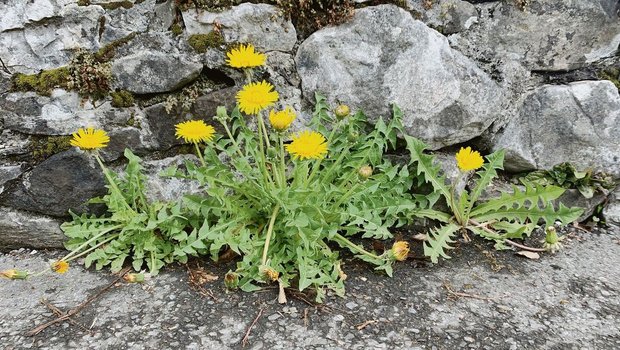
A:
0,0,619,248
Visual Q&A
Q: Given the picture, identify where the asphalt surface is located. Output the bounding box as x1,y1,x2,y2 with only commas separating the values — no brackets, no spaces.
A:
1,226,619,350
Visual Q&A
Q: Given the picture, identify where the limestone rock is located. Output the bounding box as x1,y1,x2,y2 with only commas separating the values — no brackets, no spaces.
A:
0,207,65,249
1,90,147,136
0,165,23,195
142,155,205,203
407,0,478,34
493,81,620,177
182,3,297,52
111,52,203,94
99,0,160,45
0,149,106,217
450,0,620,71
0,4,104,74
296,5,502,149
603,187,620,225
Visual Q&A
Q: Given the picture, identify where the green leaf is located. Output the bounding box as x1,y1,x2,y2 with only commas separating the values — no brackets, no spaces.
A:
423,223,460,263
404,136,451,204
465,150,504,215
470,183,565,218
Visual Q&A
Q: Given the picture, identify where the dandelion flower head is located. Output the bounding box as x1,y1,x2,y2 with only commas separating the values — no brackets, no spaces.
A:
175,120,216,144
286,130,328,160
455,146,484,172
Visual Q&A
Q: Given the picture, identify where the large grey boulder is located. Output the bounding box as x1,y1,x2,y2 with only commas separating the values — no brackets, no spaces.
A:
0,207,65,249
182,3,297,52
0,3,104,74
407,0,478,34
494,81,620,177
99,0,173,45
111,52,203,94
296,5,502,149
450,0,620,71
0,149,106,217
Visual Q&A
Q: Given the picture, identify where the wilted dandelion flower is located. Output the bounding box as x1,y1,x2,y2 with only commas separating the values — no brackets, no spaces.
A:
70,127,109,150
0,269,29,279
269,107,296,132
391,241,410,261
286,130,328,160
455,146,484,172
175,120,216,144
51,261,69,274
226,44,266,68
260,266,279,282
236,81,279,115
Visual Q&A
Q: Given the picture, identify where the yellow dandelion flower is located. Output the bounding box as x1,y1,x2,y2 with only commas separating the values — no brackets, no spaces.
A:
175,120,216,144
269,107,296,132
391,241,410,262
70,127,109,150
455,146,484,172
226,44,266,68
51,261,69,274
236,81,279,115
286,130,328,160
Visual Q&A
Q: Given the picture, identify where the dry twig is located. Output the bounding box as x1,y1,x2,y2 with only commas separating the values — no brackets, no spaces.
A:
27,267,130,336
241,307,265,348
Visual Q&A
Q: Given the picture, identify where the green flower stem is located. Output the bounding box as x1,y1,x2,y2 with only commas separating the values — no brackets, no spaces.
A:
261,204,281,266
93,153,134,212
219,120,245,159
332,233,382,261
64,234,120,263
320,149,349,184
306,120,342,185
193,142,207,167
449,173,465,226
278,136,287,186
255,112,273,187
61,224,123,261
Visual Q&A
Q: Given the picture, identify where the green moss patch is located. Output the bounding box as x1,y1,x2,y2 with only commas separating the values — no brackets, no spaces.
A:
188,32,225,53
111,90,135,108
29,135,72,163
12,67,71,96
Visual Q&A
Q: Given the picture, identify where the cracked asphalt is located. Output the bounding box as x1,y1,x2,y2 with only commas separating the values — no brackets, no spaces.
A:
1,226,619,350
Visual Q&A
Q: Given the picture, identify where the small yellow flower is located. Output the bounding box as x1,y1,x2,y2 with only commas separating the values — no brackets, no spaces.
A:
391,241,410,261
51,261,69,274
175,120,216,144
269,107,296,132
0,269,29,279
236,81,279,115
70,127,110,150
286,130,328,160
226,44,266,69
455,146,484,172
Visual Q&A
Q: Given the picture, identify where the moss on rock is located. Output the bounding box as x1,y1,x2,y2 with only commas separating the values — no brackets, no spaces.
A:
188,32,225,53
29,135,72,163
12,67,71,96
111,90,135,108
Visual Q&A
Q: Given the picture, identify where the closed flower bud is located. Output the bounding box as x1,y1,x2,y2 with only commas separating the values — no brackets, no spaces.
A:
224,271,239,289
214,106,229,123
542,226,564,253
335,104,350,120
347,131,359,142
391,241,410,261
1,269,29,280
358,165,373,179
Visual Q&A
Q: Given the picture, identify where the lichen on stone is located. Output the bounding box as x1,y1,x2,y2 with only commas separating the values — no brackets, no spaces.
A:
67,50,112,101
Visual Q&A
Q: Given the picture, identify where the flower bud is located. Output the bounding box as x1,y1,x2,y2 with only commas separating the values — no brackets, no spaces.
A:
358,165,373,179
1,269,29,280
335,104,350,120
124,273,146,283
545,226,558,244
224,271,239,289
391,241,410,261
347,131,359,142
214,106,229,123
260,266,279,282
